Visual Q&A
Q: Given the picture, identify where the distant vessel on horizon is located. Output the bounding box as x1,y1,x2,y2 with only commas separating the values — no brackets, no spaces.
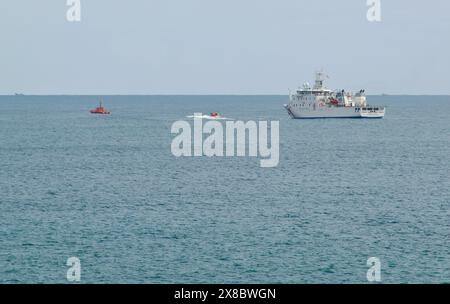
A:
90,99,110,115
284,72,386,119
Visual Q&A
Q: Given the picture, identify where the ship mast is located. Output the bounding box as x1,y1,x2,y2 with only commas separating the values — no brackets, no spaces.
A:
313,71,327,90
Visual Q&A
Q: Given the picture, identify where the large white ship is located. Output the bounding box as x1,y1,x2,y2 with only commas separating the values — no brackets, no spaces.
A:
284,72,385,119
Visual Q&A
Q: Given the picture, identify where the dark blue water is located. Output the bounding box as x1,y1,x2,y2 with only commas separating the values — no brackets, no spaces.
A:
0,95,449,283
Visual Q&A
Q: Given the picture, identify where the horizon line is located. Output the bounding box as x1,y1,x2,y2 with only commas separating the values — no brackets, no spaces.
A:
2,93,450,97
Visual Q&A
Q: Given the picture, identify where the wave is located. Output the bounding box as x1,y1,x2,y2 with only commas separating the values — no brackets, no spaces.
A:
186,115,231,120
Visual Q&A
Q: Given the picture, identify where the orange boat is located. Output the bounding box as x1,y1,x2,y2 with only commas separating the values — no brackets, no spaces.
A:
90,100,110,115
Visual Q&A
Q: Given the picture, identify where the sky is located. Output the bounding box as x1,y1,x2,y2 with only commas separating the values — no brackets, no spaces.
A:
1,0,450,95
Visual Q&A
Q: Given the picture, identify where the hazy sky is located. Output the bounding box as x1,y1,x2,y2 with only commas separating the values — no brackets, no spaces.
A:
1,0,449,94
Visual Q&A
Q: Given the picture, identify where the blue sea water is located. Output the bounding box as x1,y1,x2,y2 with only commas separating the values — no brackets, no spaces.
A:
0,95,449,283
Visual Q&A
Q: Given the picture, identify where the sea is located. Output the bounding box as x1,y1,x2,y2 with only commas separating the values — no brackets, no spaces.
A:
0,95,449,283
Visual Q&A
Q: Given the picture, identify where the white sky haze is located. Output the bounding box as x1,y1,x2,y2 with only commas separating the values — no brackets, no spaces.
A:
1,0,450,94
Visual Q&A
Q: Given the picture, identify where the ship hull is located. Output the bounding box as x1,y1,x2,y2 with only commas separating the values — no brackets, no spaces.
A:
284,105,385,119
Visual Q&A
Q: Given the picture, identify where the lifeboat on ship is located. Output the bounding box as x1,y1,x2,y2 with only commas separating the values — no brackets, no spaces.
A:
210,112,220,118
90,100,110,115
329,97,339,106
